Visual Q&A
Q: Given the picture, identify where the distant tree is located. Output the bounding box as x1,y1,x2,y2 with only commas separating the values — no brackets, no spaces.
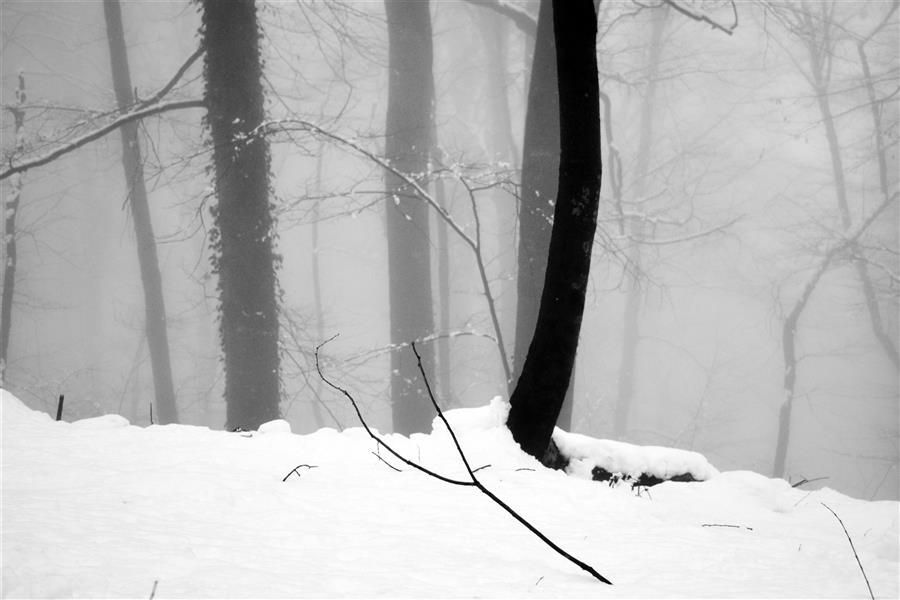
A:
384,0,436,435
0,71,25,386
102,0,179,424
507,0,601,460
613,5,668,438
200,0,280,430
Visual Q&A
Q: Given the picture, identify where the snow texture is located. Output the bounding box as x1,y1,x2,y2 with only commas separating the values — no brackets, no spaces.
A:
2,390,897,598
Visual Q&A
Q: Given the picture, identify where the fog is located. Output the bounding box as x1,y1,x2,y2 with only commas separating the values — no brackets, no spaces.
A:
1,1,897,501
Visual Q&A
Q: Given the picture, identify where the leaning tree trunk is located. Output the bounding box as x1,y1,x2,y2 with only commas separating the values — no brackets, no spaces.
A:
201,0,280,431
513,0,558,392
507,0,601,460
0,72,25,386
384,0,436,435
103,0,179,424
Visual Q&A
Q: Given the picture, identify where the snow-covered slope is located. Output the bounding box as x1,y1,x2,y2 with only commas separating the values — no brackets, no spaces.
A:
2,390,897,598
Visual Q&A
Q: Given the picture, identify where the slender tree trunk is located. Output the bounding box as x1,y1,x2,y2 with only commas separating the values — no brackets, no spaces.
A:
103,0,178,424
201,0,280,431
481,13,519,375
513,0,558,392
507,0,601,460
434,174,453,403
0,72,25,386
310,148,326,428
384,0,436,435
613,6,667,437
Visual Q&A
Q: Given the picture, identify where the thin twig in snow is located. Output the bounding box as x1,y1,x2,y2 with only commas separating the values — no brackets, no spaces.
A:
821,502,874,600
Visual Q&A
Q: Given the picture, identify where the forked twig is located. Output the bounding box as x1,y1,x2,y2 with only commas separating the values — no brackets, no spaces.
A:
821,503,874,600
282,464,318,482
313,335,612,584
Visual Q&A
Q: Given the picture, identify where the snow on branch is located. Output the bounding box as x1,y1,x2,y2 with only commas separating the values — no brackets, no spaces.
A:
0,46,205,182
464,0,537,37
0,99,205,182
314,335,613,584
264,119,511,381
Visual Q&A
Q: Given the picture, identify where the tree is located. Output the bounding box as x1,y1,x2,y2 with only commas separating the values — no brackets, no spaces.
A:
512,0,558,398
384,0,436,435
102,0,178,424
507,0,601,460
0,71,25,386
200,0,280,431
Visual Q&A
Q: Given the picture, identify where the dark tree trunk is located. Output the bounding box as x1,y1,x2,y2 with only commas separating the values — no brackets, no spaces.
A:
0,73,24,386
384,0,436,435
512,0,558,391
201,0,280,431
103,0,179,425
507,0,601,460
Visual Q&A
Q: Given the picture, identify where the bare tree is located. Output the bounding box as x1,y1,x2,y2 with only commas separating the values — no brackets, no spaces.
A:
507,0,602,460
0,71,25,386
384,0,436,435
102,0,178,424
201,0,280,431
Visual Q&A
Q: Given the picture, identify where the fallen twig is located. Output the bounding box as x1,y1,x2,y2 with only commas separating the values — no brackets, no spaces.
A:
821,502,874,600
149,580,158,600
701,523,753,531
282,464,318,482
313,335,612,584
791,476,829,488
55,394,64,421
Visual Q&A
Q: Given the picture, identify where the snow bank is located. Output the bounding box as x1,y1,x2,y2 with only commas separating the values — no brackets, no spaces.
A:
2,390,898,598
553,429,718,483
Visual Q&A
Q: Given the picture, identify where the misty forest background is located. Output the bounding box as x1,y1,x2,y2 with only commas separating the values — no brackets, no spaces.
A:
1,0,897,502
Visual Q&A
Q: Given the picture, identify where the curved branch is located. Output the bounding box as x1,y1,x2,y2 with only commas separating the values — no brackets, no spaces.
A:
1,99,205,181
661,0,737,35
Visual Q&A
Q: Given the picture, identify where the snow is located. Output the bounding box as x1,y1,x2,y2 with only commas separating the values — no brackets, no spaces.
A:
553,430,718,482
2,389,898,598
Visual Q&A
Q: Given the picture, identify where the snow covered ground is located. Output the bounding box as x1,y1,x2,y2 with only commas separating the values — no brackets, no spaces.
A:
2,390,898,598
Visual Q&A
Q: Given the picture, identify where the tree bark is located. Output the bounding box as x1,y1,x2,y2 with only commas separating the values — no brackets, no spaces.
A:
513,0,558,392
507,0,601,460
0,72,24,386
201,0,280,431
384,0,436,435
103,0,179,424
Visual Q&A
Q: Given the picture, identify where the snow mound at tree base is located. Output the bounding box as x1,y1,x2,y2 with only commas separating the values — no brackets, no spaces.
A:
551,428,718,486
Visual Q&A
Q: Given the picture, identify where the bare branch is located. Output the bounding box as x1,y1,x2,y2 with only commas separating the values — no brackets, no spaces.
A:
136,45,204,109
464,0,537,37
821,503,875,600
265,119,513,381
410,342,612,585
662,0,737,35
0,99,205,181
626,215,742,246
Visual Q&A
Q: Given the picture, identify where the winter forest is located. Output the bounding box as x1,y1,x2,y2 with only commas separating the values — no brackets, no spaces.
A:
1,0,899,594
